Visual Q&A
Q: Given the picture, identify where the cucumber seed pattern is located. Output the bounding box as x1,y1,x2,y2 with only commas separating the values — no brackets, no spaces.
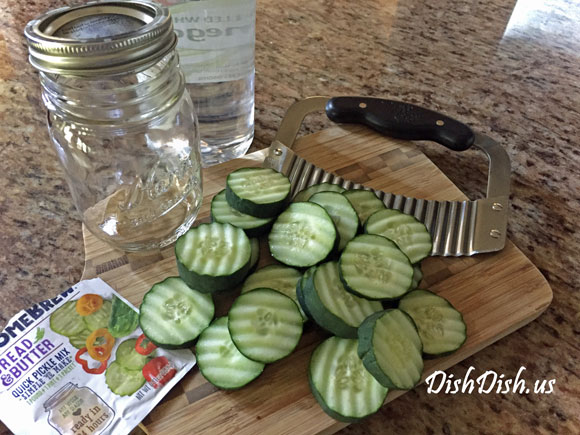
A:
228,289,303,363
163,298,191,323
334,354,365,392
353,249,392,283
253,308,279,335
413,307,445,340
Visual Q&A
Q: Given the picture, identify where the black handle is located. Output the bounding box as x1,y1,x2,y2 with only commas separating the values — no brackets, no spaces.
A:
326,97,475,151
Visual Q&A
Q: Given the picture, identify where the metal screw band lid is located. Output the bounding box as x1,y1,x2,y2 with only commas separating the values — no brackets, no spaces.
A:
24,0,176,75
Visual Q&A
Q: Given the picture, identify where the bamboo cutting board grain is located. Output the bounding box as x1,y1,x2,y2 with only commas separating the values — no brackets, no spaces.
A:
81,125,552,435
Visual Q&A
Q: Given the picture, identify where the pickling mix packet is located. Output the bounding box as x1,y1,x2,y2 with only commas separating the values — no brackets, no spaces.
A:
0,278,196,434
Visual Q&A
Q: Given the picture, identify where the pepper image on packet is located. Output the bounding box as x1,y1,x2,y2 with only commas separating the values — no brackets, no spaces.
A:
0,278,196,434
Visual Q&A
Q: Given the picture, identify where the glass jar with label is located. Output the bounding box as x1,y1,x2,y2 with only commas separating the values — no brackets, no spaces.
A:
44,383,114,434
25,0,203,252
164,0,256,166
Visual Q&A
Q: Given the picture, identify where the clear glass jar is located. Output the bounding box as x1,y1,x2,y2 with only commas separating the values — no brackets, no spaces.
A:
25,0,202,252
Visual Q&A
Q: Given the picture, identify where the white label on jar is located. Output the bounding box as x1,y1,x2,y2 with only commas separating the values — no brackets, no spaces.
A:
166,0,255,83
54,14,144,40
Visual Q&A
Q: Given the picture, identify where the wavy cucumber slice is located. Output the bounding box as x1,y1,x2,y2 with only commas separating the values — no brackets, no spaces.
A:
293,183,345,203
268,202,337,268
197,317,265,389
211,190,274,237
176,222,252,293
302,262,382,338
365,209,432,264
50,301,86,337
226,168,291,218
309,337,388,422
309,191,359,251
398,289,466,357
105,361,145,396
343,189,386,224
358,309,423,390
139,277,215,349
228,288,303,363
83,300,113,332
116,339,152,371
339,234,413,300
241,265,306,321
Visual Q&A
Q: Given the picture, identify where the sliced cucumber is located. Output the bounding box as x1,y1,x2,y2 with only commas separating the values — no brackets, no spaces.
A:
365,209,432,264
268,202,337,268
139,277,215,349
176,222,251,293
302,262,382,338
211,190,274,237
343,189,385,224
83,299,112,332
105,361,146,396
309,337,388,422
399,289,467,357
241,265,306,321
248,237,260,274
339,234,413,300
116,338,152,370
309,191,359,251
228,288,303,363
226,168,291,218
358,309,423,390
197,317,265,389
50,301,87,337
296,266,316,320
411,264,423,290
293,182,345,203
68,328,91,349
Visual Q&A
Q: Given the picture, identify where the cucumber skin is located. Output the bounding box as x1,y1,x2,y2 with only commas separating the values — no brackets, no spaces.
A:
268,202,338,268
210,194,274,238
295,279,312,321
399,289,467,359
301,272,358,338
357,309,423,390
308,337,387,423
139,277,215,349
227,288,303,363
338,235,413,301
248,238,260,275
225,169,290,218
363,209,433,264
308,371,363,423
197,318,265,390
337,259,412,302
210,211,273,238
175,223,252,293
177,258,250,294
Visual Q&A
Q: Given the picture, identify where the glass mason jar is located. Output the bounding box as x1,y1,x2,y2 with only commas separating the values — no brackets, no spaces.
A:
25,0,203,252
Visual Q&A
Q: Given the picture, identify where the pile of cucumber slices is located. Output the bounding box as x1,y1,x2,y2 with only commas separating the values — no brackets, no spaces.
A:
138,167,467,423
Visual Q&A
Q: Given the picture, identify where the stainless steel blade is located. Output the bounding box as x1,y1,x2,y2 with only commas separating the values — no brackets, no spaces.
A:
263,97,510,256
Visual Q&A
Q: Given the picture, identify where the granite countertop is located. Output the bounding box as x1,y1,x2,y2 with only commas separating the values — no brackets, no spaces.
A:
1,0,579,433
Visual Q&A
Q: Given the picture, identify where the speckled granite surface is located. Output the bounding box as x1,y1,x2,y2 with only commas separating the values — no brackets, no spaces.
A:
1,0,579,433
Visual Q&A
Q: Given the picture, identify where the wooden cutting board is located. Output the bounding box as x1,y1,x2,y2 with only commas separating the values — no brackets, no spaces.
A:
81,125,552,435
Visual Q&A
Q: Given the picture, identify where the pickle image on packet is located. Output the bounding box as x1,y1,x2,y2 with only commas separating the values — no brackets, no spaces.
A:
0,278,196,435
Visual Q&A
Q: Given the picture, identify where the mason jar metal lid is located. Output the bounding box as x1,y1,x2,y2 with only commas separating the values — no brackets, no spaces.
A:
24,0,176,75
